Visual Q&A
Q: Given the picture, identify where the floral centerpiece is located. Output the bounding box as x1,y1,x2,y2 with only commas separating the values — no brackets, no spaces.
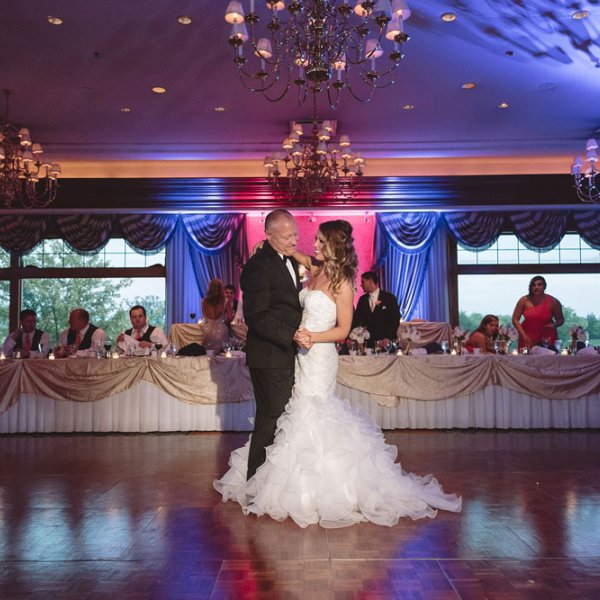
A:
568,325,587,354
497,324,517,354
399,325,421,355
452,326,468,354
349,326,370,355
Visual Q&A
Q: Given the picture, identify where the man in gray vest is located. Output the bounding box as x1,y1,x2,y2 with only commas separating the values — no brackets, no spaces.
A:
2,309,50,358
57,308,106,356
116,304,168,351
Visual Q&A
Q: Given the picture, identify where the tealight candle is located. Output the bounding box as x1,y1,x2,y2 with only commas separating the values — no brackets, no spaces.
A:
561,349,568,355
396,349,403,356
511,349,518,356
112,351,120,359
225,350,232,358
450,349,457,355
160,350,168,359
47,352,55,360
0,351,5,360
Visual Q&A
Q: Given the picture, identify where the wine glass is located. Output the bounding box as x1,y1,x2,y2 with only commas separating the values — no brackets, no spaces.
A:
104,340,112,356
441,341,448,353
189,312,196,322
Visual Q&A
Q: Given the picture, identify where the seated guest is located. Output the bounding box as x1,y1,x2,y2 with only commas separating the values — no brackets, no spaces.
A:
351,271,401,348
466,315,499,353
116,305,168,350
223,284,239,325
1,309,50,358
56,308,105,356
201,278,231,352
512,275,564,350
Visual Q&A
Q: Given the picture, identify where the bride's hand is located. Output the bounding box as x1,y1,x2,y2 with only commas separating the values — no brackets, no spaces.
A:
294,327,313,349
251,240,265,256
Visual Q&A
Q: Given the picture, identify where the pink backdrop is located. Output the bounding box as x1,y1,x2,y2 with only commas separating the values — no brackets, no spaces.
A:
245,213,375,299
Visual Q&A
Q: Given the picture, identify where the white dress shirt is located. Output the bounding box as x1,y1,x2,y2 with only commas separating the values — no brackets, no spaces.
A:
369,288,380,311
2,330,51,358
58,324,106,349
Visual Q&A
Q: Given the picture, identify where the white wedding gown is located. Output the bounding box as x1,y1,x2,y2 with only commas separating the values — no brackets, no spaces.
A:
214,289,462,528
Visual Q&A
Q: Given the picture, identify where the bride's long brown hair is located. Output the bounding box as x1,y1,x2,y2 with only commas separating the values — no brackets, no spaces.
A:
318,220,358,294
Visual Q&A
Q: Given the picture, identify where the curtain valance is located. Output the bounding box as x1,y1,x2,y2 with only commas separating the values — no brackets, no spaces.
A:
181,214,245,255
377,212,440,255
443,210,598,252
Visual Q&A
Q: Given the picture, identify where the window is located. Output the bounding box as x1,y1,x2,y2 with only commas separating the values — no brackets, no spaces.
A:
2,240,166,345
456,234,600,345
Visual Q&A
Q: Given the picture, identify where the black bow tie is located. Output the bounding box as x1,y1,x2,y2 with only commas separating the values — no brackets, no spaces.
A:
282,255,289,264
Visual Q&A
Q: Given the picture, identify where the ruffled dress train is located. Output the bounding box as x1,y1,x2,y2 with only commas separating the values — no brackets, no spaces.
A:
214,289,461,528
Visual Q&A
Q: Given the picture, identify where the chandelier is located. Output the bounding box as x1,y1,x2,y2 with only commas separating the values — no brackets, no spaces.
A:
0,90,61,209
224,0,411,108
264,99,365,204
571,138,600,204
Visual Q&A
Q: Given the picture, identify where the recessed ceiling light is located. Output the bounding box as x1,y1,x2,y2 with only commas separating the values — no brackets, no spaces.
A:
120,107,132,113
47,16,63,25
505,50,515,57
177,16,192,25
152,86,167,94
572,10,589,20
402,104,414,110
214,106,226,112
461,82,476,90
441,13,457,22
498,102,509,109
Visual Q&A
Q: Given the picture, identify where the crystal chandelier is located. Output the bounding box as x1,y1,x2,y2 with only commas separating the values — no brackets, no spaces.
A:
0,90,61,209
571,138,600,204
264,100,365,204
225,0,411,108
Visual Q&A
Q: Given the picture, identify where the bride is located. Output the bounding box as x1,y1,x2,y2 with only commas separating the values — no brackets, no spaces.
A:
214,220,461,528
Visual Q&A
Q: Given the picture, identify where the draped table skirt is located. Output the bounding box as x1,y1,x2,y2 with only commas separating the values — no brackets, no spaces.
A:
1,354,599,433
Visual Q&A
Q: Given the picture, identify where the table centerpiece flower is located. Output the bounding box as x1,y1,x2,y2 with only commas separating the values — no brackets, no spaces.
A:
568,325,587,354
349,326,370,355
452,326,468,354
399,325,421,355
497,324,517,354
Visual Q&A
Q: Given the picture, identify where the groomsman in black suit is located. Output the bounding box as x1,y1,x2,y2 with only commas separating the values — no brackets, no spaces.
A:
241,209,303,480
352,271,401,348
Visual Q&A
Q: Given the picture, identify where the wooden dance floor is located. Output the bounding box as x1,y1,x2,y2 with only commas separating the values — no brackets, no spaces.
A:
1,430,600,599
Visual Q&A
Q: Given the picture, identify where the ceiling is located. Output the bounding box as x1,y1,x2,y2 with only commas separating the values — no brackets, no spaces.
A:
1,0,599,178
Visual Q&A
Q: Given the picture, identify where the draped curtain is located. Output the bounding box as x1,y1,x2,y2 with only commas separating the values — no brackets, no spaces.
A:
374,209,600,323
374,213,441,321
2,209,597,330
0,213,247,332
166,214,248,329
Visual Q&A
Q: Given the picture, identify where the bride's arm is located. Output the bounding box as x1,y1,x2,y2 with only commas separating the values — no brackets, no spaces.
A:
298,281,354,345
292,250,321,274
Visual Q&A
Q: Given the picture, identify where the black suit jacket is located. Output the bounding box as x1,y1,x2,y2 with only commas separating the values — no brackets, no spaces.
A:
240,242,303,369
352,289,401,346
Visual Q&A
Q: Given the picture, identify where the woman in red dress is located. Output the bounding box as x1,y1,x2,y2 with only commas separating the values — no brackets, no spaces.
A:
512,276,564,350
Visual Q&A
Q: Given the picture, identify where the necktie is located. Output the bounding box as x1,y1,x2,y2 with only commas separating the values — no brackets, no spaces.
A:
135,330,143,341
74,331,82,348
23,334,31,352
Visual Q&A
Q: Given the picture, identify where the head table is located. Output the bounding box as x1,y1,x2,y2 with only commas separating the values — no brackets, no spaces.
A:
1,353,599,433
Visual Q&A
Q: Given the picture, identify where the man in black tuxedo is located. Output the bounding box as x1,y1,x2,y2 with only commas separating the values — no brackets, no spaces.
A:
352,271,401,348
241,209,303,480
